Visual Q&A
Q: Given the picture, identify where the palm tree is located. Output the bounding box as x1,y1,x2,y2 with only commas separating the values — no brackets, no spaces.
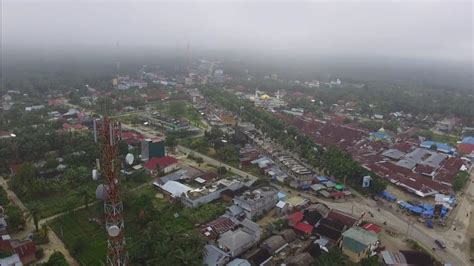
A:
77,185,91,209
39,223,49,239
27,202,41,232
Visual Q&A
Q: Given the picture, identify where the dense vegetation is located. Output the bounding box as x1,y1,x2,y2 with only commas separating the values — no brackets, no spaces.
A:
0,186,25,231
453,171,470,192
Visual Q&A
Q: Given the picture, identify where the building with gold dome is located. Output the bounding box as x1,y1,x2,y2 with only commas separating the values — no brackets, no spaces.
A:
254,90,286,109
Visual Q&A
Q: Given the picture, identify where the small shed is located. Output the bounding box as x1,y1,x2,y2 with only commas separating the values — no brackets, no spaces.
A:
310,184,325,192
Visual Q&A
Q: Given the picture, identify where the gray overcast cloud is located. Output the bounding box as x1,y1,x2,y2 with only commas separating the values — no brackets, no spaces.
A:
2,1,473,62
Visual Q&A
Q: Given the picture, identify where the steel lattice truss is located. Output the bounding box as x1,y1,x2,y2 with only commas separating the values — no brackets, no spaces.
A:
94,117,128,266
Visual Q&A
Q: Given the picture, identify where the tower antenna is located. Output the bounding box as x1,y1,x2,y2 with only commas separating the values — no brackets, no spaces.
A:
186,41,190,73
94,117,128,265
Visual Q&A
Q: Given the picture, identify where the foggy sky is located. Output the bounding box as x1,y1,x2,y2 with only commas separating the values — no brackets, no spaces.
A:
2,0,473,63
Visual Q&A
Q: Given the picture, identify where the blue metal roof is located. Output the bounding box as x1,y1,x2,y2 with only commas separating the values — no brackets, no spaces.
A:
462,136,474,145
316,176,329,182
420,141,453,153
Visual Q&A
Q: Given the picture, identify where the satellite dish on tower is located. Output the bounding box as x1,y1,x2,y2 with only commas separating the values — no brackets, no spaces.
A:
107,225,120,237
95,184,109,200
92,169,99,181
125,153,134,165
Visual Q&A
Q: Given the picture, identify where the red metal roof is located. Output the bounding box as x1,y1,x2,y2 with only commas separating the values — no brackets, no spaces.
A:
330,191,346,198
458,143,474,155
288,211,304,225
393,142,414,153
0,131,12,137
121,131,145,145
199,216,237,239
144,156,178,170
0,239,12,251
413,164,435,176
362,223,382,234
327,210,358,227
294,222,313,234
12,241,36,261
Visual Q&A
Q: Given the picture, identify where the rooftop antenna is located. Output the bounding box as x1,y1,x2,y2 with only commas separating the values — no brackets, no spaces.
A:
116,41,121,74
186,41,190,73
94,117,128,265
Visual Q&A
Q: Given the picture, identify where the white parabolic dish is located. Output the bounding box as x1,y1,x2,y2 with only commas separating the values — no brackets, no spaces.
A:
107,225,120,237
125,153,134,165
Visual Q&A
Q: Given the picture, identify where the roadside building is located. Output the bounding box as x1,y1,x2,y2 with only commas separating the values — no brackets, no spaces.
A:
141,138,166,161
341,227,378,262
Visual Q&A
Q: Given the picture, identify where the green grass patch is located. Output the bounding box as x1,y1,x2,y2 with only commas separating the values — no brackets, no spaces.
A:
22,181,98,218
50,206,106,266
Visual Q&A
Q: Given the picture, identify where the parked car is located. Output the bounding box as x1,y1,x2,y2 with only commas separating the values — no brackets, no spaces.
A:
434,239,446,249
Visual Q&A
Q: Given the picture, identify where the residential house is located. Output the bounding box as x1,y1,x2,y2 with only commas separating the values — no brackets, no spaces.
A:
0,235,37,265
217,219,261,257
144,156,179,175
203,244,231,266
154,180,191,202
227,258,252,266
260,235,287,254
233,186,278,219
341,227,379,262
62,123,88,133
245,248,272,266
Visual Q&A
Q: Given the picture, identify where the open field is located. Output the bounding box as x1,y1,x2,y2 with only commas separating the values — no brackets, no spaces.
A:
50,205,106,265
152,100,207,128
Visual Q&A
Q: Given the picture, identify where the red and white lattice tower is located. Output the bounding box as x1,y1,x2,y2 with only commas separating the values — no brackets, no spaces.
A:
94,117,128,266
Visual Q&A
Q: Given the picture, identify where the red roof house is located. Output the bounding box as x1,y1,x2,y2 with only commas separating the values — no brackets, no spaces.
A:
121,131,145,145
62,123,88,133
327,210,359,228
144,156,179,174
362,223,382,234
458,143,474,155
199,216,237,239
294,222,313,234
11,240,37,265
288,211,304,226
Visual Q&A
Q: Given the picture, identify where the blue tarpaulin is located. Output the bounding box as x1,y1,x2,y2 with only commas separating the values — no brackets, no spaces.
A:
398,201,412,209
421,210,434,218
441,207,449,217
408,206,424,215
420,203,434,211
380,191,397,201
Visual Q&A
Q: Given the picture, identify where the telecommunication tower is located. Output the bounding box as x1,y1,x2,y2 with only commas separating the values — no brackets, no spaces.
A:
94,117,128,265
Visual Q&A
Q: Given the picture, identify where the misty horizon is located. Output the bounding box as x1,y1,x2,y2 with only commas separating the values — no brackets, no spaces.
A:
2,1,473,63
